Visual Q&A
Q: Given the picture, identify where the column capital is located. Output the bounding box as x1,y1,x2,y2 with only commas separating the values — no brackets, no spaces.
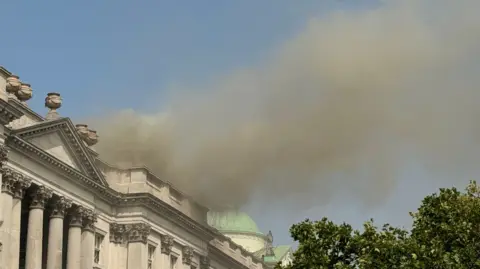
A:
125,223,151,244
109,223,127,244
69,205,86,227
82,209,98,232
1,168,23,195
199,256,210,269
29,185,53,209
50,196,72,219
12,175,32,199
182,246,194,265
160,234,174,255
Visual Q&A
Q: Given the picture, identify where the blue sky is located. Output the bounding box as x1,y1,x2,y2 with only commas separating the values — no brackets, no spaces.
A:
6,0,472,248
1,0,376,116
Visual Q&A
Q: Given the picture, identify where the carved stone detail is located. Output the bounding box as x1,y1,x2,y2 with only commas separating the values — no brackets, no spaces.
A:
82,209,98,232
12,175,32,199
182,246,194,265
109,223,127,244
0,145,8,168
160,234,174,255
7,115,36,130
29,185,53,209
45,92,62,120
200,256,210,269
49,196,72,219
125,223,151,244
1,167,22,195
69,205,86,227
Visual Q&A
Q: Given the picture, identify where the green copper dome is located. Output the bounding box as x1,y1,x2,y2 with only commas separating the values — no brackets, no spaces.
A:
207,210,262,235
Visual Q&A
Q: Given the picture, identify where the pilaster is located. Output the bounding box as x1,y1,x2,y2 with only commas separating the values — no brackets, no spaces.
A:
125,223,151,269
81,209,97,269
160,234,174,269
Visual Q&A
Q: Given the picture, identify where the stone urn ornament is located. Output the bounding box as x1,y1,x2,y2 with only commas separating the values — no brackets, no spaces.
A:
16,83,33,105
45,92,62,120
85,129,99,146
6,75,21,97
75,124,89,139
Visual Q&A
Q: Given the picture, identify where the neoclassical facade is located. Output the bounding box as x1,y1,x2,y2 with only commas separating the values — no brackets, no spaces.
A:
0,66,270,269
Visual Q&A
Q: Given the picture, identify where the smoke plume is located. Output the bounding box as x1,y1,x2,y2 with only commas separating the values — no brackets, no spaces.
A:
93,0,480,210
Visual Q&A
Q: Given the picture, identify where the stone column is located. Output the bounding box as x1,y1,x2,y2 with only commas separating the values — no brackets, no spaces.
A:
10,175,32,269
0,168,20,269
25,185,53,269
66,206,84,269
199,256,210,269
80,210,96,269
182,246,194,269
46,196,72,269
126,223,151,269
160,234,174,269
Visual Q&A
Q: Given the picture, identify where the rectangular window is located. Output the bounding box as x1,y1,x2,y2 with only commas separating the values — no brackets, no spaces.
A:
148,245,156,269
94,233,104,264
170,255,177,269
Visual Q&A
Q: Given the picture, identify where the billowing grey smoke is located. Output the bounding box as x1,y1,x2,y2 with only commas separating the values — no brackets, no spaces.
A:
92,0,480,210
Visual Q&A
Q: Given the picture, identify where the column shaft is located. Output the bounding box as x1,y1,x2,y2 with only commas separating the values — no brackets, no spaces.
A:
10,199,22,269
0,193,13,269
25,186,53,269
10,174,31,269
66,206,84,269
66,227,81,269
46,196,72,269
80,230,94,269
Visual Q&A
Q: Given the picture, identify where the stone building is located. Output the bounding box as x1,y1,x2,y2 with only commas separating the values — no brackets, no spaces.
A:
0,66,272,269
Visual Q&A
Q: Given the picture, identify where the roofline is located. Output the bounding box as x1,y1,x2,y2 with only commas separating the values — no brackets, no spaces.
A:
0,66,12,77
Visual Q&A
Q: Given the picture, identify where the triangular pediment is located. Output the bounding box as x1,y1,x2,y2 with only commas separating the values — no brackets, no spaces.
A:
9,118,107,187
27,131,81,169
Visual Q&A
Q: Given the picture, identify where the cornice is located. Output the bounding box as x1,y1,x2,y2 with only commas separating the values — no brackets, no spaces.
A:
207,244,251,269
0,98,23,125
7,98,44,121
0,66,11,77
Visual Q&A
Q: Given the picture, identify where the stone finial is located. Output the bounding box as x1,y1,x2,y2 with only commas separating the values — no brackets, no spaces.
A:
45,92,62,120
6,75,21,97
75,124,99,146
16,83,33,105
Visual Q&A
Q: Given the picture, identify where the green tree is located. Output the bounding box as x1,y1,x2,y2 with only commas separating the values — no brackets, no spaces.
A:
276,181,480,269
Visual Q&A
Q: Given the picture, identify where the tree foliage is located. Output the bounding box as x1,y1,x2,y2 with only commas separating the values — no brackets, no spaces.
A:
276,181,480,269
